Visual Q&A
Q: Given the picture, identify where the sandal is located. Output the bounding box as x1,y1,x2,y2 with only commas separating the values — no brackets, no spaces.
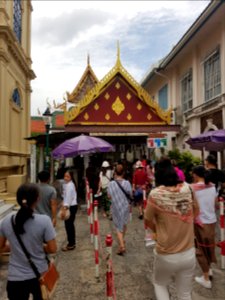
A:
62,245,76,251
117,247,126,255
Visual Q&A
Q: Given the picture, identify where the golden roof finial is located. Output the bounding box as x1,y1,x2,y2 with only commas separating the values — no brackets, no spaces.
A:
116,40,121,65
87,53,90,66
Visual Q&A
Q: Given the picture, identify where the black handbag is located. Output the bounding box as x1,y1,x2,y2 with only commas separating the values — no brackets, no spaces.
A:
114,180,133,203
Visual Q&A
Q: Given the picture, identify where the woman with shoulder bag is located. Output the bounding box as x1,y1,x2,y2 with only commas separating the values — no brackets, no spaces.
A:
0,183,57,300
107,164,132,255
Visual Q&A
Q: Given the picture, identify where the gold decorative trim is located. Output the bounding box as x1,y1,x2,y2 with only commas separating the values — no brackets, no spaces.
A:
67,61,98,102
147,113,152,120
84,113,89,120
115,82,121,89
94,103,99,110
65,48,172,125
105,114,110,120
69,121,166,125
126,93,131,100
104,92,110,100
137,103,142,111
127,113,132,120
90,132,149,136
112,96,125,115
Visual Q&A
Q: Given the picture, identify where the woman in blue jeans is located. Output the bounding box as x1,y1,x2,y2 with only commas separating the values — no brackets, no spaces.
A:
61,170,78,251
145,157,199,300
0,183,57,300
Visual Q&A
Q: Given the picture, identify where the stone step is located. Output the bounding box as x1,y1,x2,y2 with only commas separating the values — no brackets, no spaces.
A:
0,203,15,221
4,197,17,205
0,199,5,207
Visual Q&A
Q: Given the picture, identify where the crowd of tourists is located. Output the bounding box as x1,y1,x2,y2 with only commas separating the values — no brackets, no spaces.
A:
0,153,224,299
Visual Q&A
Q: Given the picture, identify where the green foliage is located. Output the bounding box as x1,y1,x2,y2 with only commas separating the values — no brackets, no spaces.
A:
168,149,202,183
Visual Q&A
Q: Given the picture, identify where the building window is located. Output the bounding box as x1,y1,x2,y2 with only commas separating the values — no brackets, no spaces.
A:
204,49,221,102
181,70,193,112
13,0,22,43
12,88,21,106
158,84,168,110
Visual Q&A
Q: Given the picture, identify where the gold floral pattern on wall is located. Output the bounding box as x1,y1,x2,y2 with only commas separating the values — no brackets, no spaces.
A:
126,93,132,100
104,92,110,100
94,103,99,110
115,82,121,89
105,114,110,120
112,96,125,115
127,113,132,120
84,112,89,120
147,113,152,120
137,103,142,110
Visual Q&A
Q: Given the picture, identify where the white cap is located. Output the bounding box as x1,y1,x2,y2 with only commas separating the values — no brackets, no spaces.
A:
135,160,143,168
102,161,110,167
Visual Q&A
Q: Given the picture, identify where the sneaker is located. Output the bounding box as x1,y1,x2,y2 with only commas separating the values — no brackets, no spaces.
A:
209,268,213,280
61,245,76,251
145,239,156,247
195,276,212,289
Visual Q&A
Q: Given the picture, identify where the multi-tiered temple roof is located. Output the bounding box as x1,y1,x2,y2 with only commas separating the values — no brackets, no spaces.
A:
65,46,174,134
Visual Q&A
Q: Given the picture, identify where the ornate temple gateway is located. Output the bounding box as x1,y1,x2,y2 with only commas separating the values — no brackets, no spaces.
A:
60,48,179,160
65,49,175,134
29,47,180,179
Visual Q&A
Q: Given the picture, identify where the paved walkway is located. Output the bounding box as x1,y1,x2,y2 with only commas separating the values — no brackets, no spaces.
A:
0,207,225,299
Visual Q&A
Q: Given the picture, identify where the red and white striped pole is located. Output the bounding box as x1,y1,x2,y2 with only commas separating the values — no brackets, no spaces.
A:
219,197,225,269
129,204,132,222
105,234,113,300
143,189,148,237
143,188,155,247
85,178,90,201
93,200,99,278
90,189,94,244
86,183,91,224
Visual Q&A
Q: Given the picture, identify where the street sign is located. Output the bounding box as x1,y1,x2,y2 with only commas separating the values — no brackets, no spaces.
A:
147,137,167,148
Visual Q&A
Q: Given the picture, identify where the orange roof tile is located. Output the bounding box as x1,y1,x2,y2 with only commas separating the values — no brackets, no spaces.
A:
31,119,45,134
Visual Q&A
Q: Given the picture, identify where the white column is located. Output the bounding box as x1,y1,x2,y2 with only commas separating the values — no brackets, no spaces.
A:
220,20,225,94
29,140,37,183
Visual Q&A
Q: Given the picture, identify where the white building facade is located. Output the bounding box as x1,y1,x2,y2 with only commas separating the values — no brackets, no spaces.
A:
142,1,225,164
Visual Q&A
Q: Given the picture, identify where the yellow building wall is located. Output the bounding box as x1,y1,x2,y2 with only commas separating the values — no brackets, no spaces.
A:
0,0,35,192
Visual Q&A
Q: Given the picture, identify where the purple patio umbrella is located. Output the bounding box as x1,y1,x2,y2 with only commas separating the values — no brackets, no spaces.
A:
186,129,225,151
52,134,114,158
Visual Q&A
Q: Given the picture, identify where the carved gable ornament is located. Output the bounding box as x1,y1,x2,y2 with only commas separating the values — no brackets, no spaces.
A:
65,52,171,126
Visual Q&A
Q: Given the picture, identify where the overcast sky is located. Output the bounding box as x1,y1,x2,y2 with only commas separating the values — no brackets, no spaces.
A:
31,0,210,116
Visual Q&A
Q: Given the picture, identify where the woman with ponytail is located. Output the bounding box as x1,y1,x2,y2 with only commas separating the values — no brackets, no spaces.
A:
0,183,57,300
191,165,217,289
